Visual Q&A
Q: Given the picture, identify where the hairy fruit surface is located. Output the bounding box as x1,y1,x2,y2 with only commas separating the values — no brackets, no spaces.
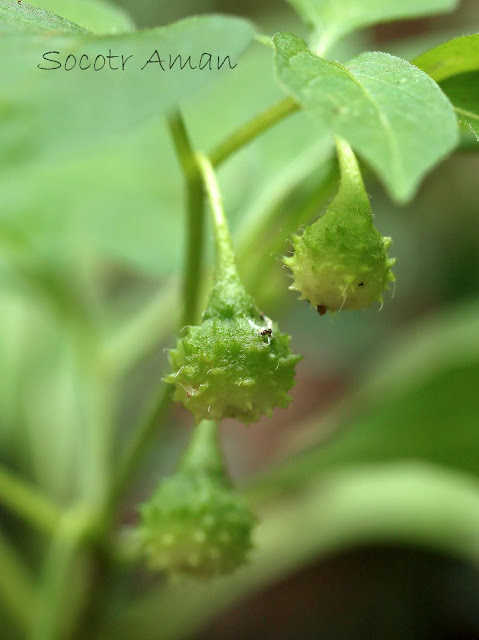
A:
165,271,301,425
139,420,255,578
285,138,395,313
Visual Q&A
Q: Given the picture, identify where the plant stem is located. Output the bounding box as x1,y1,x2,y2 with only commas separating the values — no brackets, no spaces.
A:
179,420,222,477
195,153,237,280
0,465,61,536
209,96,300,168
0,530,36,632
106,384,171,516
30,509,91,640
105,112,206,522
168,111,205,328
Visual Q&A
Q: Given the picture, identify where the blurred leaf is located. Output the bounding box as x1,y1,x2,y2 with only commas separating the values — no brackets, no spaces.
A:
250,299,479,500
31,0,134,33
414,35,479,139
0,15,254,168
414,34,479,82
285,0,458,49
439,72,479,142
101,463,479,640
0,0,87,33
273,33,458,202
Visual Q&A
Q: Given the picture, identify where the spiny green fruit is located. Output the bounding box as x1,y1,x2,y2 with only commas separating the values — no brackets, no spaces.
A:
139,420,255,578
284,137,395,313
165,216,301,426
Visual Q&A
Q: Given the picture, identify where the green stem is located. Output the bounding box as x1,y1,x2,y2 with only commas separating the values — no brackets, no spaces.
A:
179,420,223,477
0,530,35,632
104,113,206,523
105,384,171,516
209,97,299,168
30,509,90,640
0,465,61,536
195,152,237,280
168,111,205,328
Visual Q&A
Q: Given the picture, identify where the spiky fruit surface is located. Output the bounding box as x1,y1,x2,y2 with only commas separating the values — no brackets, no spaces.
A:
285,138,395,313
165,270,301,425
139,420,255,578
140,471,255,577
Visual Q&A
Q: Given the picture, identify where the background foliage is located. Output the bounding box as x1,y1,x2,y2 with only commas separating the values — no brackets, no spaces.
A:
1,0,479,639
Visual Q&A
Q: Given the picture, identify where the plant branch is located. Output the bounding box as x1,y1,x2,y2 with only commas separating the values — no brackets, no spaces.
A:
0,465,61,536
209,97,299,168
168,111,205,328
30,509,91,640
0,530,36,632
104,112,206,523
105,383,172,517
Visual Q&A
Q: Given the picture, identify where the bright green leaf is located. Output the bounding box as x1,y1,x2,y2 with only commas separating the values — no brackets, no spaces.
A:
285,0,458,52
413,34,479,82
0,0,87,33
273,33,458,202
30,0,134,34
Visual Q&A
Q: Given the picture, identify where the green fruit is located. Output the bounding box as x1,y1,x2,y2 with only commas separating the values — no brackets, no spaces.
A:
165,270,301,425
139,421,255,578
285,137,395,313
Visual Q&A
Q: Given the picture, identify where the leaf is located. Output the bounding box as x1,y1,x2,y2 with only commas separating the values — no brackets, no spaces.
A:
30,0,134,34
0,0,87,33
0,15,254,168
285,0,458,50
413,36,479,142
273,33,458,202
439,72,479,141
413,34,479,82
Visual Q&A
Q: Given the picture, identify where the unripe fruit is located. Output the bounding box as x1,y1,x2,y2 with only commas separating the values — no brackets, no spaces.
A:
284,137,395,313
165,274,301,424
139,420,255,577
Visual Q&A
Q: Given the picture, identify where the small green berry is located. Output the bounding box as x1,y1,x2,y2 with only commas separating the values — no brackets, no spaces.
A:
139,420,255,578
284,137,395,313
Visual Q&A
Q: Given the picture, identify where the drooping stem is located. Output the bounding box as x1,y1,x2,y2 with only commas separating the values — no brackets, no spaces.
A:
209,97,299,168
195,152,238,283
179,420,224,479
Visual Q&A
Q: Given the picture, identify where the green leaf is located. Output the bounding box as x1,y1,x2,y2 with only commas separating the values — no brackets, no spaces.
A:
0,0,87,33
413,34,479,82
285,0,458,51
30,0,134,34
440,72,479,141
413,36,479,142
0,15,254,168
273,33,458,202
